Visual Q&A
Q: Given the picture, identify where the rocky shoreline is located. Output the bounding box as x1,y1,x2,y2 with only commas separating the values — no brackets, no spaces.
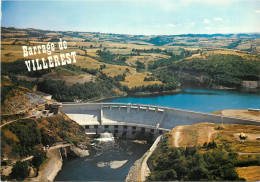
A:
70,146,90,157
125,157,142,182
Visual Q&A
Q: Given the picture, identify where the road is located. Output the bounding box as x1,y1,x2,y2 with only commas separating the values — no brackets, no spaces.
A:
48,144,71,150
0,116,30,128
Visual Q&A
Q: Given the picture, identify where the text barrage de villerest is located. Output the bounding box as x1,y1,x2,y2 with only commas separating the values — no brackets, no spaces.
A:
22,39,76,72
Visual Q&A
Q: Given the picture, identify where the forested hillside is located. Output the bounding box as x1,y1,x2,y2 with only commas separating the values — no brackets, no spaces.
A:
148,133,260,181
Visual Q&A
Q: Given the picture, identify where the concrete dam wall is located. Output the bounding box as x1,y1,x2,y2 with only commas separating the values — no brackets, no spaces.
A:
60,103,260,138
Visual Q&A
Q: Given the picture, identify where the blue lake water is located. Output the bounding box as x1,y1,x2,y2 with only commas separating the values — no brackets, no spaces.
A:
103,89,260,113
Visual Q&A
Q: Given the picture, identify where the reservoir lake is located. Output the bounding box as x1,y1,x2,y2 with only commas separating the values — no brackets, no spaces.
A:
103,89,260,113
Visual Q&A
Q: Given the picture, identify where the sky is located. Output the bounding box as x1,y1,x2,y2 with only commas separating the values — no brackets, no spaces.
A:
1,0,260,35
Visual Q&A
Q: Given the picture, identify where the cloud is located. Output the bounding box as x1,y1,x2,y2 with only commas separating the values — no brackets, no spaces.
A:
255,10,260,13
167,24,181,28
167,24,176,27
202,19,211,24
214,17,223,21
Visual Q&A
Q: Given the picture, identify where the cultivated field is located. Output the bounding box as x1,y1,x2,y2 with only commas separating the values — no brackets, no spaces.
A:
1,27,259,89
121,73,162,88
235,166,260,181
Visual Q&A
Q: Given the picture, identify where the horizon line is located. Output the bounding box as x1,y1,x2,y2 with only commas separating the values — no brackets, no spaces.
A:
2,26,260,37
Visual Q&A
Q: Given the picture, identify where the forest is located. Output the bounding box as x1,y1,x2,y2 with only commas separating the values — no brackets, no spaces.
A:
1,60,179,102
148,134,259,181
149,54,260,87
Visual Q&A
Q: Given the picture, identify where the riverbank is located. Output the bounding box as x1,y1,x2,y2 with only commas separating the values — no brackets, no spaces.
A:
140,135,162,182
88,89,182,103
127,89,182,97
88,94,127,103
126,138,160,182
31,148,62,181
29,145,89,181
125,157,142,182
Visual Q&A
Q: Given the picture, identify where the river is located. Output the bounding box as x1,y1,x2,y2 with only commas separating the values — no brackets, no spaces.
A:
55,140,150,181
103,89,260,113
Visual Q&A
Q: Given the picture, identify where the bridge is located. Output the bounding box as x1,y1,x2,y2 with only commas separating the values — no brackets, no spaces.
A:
60,103,260,140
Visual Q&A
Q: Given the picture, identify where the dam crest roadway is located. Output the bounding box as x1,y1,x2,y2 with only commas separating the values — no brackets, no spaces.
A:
60,103,260,140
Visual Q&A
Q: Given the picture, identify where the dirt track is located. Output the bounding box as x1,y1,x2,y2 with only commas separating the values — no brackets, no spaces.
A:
173,126,184,147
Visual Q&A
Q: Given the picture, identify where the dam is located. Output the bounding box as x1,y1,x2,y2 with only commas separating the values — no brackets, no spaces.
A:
60,103,260,140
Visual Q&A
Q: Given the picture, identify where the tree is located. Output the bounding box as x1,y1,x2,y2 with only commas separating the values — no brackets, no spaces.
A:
11,161,29,180
136,61,145,71
32,150,46,169
100,64,106,70
121,57,127,62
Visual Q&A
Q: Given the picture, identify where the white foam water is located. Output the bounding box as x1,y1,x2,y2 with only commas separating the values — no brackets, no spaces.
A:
96,132,114,142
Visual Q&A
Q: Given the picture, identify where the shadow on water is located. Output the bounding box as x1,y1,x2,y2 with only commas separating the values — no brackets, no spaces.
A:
180,92,220,95
55,139,150,181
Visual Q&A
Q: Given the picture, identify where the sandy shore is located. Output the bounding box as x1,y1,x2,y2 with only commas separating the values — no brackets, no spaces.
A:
110,160,128,169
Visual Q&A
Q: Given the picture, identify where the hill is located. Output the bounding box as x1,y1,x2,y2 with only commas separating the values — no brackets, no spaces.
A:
1,27,260,104
148,123,260,181
0,78,90,181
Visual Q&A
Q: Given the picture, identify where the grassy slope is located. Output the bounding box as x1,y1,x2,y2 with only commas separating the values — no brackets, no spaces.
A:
170,123,260,181
171,123,260,152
